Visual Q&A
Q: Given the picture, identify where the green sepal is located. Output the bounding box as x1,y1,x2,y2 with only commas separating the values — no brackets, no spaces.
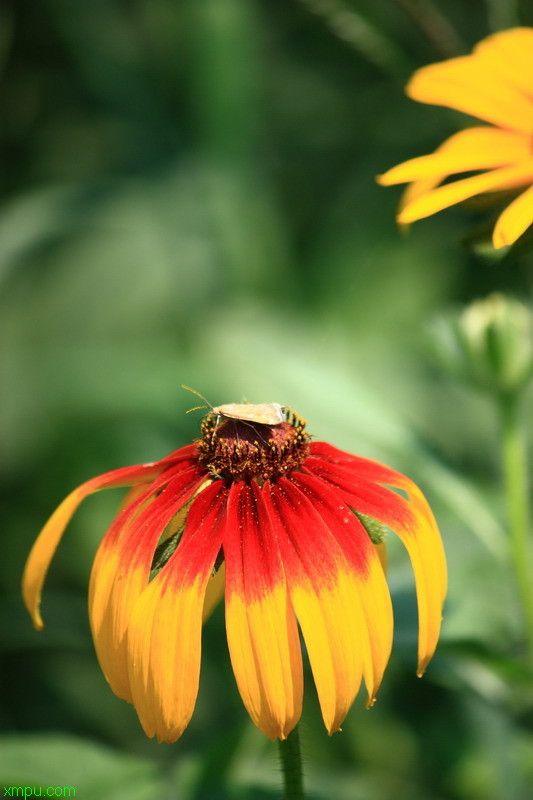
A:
150,527,185,579
354,510,387,544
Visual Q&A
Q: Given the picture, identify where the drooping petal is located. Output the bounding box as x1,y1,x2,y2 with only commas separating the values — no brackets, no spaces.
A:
223,481,303,740
89,467,207,702
378,127,531,185
305,452,446,675
288,472,393,705
263,478,371,734
406,52,533,134
22,446,198,630
493,184,533,249
397,161,533,225
126,481,229,742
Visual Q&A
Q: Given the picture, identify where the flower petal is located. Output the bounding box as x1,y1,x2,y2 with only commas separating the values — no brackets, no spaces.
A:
89,466,207,702
22,451,196,631
223,481,303,740
202,562,226,622
263,478,371,734
398,175,446,229
288,472,393,705
397,161,533,225
493,184,533,249
473,28,533,99
126,481,229,742
305,452,446,675
406,52,533,134
309,442,417,488
378,127,531,185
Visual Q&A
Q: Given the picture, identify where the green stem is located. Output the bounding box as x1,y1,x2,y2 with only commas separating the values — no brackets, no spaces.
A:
278,726,305,800
500,393,533,667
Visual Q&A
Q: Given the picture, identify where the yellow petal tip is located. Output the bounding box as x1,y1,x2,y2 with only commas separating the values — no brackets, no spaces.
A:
492,231,510,250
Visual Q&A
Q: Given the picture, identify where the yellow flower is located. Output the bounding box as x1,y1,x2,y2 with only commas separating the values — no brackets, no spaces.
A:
378,28,533,249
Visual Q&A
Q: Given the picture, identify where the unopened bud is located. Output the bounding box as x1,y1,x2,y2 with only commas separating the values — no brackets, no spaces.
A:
431,294,533,397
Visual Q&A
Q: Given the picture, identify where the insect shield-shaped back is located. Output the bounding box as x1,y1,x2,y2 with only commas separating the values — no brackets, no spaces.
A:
213,403,286,426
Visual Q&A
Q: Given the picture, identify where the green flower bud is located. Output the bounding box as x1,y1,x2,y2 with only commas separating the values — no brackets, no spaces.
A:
431,294,533,398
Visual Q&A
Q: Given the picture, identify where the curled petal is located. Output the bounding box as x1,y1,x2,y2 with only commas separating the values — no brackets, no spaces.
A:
22,451,196,630
127,481,228,742
223,481,303,740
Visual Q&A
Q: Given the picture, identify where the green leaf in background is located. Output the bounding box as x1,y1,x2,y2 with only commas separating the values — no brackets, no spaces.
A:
0,735,166,800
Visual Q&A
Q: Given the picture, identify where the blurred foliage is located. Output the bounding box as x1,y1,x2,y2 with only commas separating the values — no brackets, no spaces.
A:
2,0,533,798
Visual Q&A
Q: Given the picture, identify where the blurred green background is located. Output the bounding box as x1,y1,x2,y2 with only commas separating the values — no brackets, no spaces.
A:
2,1,533,797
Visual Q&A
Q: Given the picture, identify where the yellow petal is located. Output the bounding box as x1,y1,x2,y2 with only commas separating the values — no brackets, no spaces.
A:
223,482,303,740
393,482,447,675
22,464,166,630
474,28,533,98
303,452,446,676
358,465,446,675
127,482,228,742
127,571,208,740
378,127,531,185
90,468,206,703
407,55,533,135
493,185,533,249
375,542,387,574
398,161,533,224
265,479,373,734
288,472,393,705
202,562,225,622
398,175,446,232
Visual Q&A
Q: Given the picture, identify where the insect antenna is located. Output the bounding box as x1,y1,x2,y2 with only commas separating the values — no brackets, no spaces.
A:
185,404,209,414
181,385,214,415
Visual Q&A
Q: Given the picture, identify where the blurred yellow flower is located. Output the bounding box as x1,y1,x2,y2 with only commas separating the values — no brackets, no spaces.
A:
378,28,533,249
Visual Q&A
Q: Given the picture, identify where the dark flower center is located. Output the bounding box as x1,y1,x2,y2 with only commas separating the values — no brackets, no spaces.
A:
197,409,310,482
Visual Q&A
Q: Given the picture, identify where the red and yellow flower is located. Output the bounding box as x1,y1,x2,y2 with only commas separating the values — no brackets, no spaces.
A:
378,28,533,249
23,406,446,742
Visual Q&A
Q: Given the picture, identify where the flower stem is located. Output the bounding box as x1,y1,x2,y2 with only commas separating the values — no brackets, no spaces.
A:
278,726,305,800
500,393,533,667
